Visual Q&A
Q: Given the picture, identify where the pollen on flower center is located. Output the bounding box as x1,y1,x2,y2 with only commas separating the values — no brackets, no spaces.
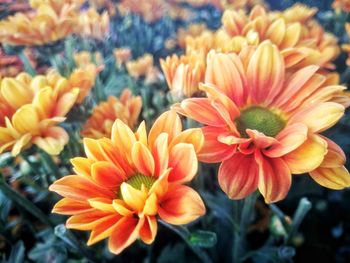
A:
118,173,156,199
235,106,285,138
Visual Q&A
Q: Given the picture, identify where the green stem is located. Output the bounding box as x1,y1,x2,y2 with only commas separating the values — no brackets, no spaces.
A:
286,198,312,244
159,220,212,263
232,193,258,263
18,51,36,76
0,175,53,227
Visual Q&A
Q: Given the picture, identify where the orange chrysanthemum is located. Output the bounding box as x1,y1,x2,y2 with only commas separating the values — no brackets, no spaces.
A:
81,89,142,139
332,0,350,12
113,48,132,67
0,3,76,46
75,8,109,40
0,70,80,156
174,41,350,203
49,111,206,254
73,51,104,69
160,51,206,99
126,54,154,79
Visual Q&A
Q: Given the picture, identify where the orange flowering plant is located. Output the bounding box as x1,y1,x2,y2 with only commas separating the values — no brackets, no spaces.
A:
1,1,350,262
50,111,205,254
174,41,350,203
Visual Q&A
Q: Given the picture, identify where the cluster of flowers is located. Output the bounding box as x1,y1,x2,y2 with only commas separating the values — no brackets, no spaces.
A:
0,0,350,257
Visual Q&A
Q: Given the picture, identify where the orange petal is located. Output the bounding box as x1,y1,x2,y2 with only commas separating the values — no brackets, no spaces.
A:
111,119,136,162
71,157,94,179
139,216,157,244
205,52,246,106
83,138,106,161
318,137,346,168
168,143,197,183
87,214,122,246
246,129,279,149
309,166,350,190
198,126,236,163
264,123,308,157
149,169,170,198
148,110,182,148
199,83,240,120
284,134,327,174
12,104,39,134
66,210,114,230
49,175,115,201
288,102,344,133
112,199,134,216
151,133,169,177
143,193,158,216
218,152,259,200
158,185,205,225
180,98,227,127
120,183,147,212
54,88,79,117
135,121,147,146
108,217,143,254
88,197,115,213
247,41,284,105
256,152,291,203
11,133,31,156
91,161,126,188
52,198,93,215
132,142,155,176
169,128,204,153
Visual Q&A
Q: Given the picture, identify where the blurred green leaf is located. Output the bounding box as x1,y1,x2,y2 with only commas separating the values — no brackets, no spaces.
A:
188,230,217,248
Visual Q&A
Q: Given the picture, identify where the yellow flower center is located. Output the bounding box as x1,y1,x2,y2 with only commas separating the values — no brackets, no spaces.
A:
235,106,285,138
118,173,156,199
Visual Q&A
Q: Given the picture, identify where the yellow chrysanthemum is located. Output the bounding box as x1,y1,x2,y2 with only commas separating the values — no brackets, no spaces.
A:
0,70,80,156
0,4,77,46
81,89,142,139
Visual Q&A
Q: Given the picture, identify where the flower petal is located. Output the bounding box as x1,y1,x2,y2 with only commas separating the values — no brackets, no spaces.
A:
288,102,344,133
256,151,291,203
180,98,227,127
66,210,114,230
91,161,126,188
264,123,308,158
169,128,204,153
139,216,157,244
158,185,205,225
49,175,115,201
284,134,327,174
148,110,182,148
218,152,259,200
52,198,93,215
309,166,350,190
111,119,136,162
168,143,198,183
87,214,122,246
108,217,143,255
120,183,147,212
132,141,155,176
88,197,115,213
151,133,169,177
198,126,236,163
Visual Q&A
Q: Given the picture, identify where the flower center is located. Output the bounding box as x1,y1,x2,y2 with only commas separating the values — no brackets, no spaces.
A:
118,173,156,199
235,106,285,138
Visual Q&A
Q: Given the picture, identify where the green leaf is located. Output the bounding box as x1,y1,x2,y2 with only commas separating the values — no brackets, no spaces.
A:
7,241,25,263
188,230,217,248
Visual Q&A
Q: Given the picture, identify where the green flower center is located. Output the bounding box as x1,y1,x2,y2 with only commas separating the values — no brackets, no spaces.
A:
235,106,285,138
118,173,156,200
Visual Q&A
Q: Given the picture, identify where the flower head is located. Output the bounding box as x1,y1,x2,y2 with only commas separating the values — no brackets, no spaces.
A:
73,51,104,69
332,0,350,12
174,41,350,203
82,89,142,139
0,70,81,155
160,51,206,99
75,8,109,40
49,111,205,254
113,48,132,67
0,4,76,46
126,54,154,79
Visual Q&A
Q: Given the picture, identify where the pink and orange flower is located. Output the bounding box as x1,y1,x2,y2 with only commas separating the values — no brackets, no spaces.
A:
49,111,206,254
174,41,350,203
81,89,142,139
